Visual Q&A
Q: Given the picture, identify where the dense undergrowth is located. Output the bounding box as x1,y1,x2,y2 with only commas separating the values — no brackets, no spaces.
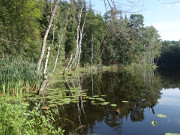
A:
0,96,64,135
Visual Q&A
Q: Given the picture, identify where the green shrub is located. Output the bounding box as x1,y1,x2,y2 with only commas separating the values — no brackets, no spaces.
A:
0,96,64,135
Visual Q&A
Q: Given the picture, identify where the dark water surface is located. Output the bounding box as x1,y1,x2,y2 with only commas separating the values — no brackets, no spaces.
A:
45,69,180,135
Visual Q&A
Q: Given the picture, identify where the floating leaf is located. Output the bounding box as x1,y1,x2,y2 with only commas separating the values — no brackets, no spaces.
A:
56,103,64,106
157,114,167,118
81,94,87,97
89,97,95,100
91,101,95,103
41,106,50,110
152,120,158,126
165,133,180,135
72,101,78,103
83,97,89,99
93,95,99,98
111,104,117,107
82,100,87,102
49,104,56,107
122,101,129,103
101,102,109,105
96,98,105,101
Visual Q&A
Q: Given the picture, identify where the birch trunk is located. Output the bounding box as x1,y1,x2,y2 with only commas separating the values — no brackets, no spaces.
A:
52,34,64,75
67,6,83,70
39,47,51,96
90,35,94,71
63,54,73,75
36,0,60,76
75,12,87,70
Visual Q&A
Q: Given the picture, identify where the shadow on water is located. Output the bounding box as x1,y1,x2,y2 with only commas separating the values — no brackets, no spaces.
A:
157,67,180,89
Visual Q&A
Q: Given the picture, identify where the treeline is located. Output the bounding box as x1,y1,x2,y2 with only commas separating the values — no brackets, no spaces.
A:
0,0,162,68
158,40,180,67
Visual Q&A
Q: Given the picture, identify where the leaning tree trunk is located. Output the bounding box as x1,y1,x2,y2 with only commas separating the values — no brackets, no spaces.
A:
39,47,51,96
36,0,60,76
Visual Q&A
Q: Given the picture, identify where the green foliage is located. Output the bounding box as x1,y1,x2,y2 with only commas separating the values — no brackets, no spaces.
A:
0,0,162,69
101,12,161,67
0,0,42,56
158,40,180,67
0,96,64,135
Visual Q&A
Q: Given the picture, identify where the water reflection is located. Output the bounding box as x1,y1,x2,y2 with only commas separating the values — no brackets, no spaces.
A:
48,70,164,135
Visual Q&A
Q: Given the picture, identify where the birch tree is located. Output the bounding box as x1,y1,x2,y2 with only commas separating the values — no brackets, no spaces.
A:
36,0,60,76
63,1,87,74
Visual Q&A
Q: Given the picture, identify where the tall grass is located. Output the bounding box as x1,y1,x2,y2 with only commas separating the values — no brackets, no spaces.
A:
0,57,42,95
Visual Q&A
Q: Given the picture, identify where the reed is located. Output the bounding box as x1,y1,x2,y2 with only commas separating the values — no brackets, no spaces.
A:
0,57,42,95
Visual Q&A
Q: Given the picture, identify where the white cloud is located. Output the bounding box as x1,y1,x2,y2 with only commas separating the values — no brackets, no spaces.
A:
158,97,180,106
166,3,180,9
177,2,180,8
152,21,180,41
158,89,180,106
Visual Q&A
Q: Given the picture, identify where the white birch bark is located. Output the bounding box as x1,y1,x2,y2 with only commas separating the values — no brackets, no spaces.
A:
39,47,51,96
75,11,87,70
67,6,83,70
36,0,60,76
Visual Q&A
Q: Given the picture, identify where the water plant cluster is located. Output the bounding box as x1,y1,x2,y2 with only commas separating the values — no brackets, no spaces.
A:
0,96,64,135
42,88,111,108
0,57,42,95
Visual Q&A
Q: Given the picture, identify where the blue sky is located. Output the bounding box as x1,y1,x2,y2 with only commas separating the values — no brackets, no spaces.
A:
90,0,180,41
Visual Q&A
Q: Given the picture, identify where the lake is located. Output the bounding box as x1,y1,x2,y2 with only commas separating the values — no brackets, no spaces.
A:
30,68,180,135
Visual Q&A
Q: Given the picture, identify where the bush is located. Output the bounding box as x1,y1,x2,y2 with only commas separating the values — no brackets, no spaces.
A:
0,96,64,135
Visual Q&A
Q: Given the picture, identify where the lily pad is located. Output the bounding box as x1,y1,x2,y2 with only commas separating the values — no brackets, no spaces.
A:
93,95,99,98
56,103,64,106
96,98,105,101
122,101,129,103
165,133,180,135
151,120,158,126
41,106,50,110
72,101,79,103
82,100,87,102
101,102,109,105
89,97,95,100
111,104,117,107
83,97,89,99
157,114,167,118
49,104,56,107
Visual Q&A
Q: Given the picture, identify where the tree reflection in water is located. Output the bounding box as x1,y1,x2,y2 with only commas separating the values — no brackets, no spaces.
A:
50,70,162,134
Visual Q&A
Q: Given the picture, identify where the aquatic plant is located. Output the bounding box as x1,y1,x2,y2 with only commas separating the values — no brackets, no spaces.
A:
0,57,42,95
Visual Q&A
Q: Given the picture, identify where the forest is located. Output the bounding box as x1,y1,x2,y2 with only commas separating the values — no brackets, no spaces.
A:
0,0,180,134
158,40,180,67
